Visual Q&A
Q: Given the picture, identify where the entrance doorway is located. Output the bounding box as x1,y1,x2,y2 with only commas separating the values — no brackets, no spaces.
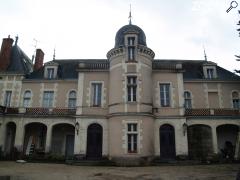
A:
160,124,176,159
86,123,103,159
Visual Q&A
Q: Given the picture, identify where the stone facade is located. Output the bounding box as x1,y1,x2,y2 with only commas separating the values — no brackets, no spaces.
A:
0,23,240,165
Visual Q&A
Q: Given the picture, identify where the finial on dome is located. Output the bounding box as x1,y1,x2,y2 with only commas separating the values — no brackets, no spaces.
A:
203,45,208,61
129,4,132,25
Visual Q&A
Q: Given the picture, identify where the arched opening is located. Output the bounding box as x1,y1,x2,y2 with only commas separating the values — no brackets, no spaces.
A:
51,123,75,157
4,122,16,157
187,124,213,159
217,124,238,159
86,123,103,159
23,123,47,156
160,124,176,159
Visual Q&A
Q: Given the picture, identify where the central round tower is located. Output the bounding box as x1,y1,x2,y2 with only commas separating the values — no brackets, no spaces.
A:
107,24,155,115
107,23,155,164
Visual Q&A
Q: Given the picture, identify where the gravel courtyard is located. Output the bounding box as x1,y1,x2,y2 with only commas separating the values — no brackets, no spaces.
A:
0,161,239,180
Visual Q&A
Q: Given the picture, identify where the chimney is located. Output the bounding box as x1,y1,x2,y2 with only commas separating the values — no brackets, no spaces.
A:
0,36,14,71
34,49,44,71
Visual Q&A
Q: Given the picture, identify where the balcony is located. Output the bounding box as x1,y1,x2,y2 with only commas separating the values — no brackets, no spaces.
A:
185,108,240,117
0,107,76,116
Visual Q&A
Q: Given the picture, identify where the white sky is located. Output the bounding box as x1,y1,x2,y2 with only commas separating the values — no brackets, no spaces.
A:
1,0,240,72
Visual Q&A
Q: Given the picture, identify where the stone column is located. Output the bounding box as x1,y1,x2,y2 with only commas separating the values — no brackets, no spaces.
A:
211,126,218,154
74,119,87,157
14,120,24,152
45,125,52,153
234,127,240,160
0,122,6,152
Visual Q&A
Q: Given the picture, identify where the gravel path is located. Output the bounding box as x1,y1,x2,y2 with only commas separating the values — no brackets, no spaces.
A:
0,161,239,180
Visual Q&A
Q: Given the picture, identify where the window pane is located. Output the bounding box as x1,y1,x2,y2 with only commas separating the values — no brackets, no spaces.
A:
68,91,76,108
23,91,31,107
127,77,137,102
43,91,54,108
92,83,102,106
4,91,12,107
160,84,170,107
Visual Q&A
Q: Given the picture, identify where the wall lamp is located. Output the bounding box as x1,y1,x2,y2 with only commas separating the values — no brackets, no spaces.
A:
75,122,79,135
183,122,188,136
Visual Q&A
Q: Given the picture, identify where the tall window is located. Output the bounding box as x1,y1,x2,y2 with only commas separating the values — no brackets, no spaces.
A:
160,83,170,107
128,37,135,61
127,76,137,102
232,91,240,109
207,68,214,79
92,83,102,107
68,91,76,108
184,91,192,109
47,68,54,79
42,91,54,108
4,91,12,107
23,90,31,107
127,123,138,153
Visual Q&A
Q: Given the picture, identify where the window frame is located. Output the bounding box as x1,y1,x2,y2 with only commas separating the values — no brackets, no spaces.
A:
184,91,192,109
127,76,137,102
23,90,32,108
42,91,54,108
127,36,136,61
206,68,214,79
232,91,240,109
91,82,102,107
68,90,76,108
159,83,171,107
127,123,138,153
47,68,54,79
4,90,12,107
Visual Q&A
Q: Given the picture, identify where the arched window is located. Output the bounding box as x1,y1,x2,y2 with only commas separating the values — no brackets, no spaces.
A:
184,91,192,109
68,91,76,108
23,91,31,107
232,91,239,109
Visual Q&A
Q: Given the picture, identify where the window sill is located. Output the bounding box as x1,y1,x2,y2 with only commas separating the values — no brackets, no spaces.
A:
125,60,137,63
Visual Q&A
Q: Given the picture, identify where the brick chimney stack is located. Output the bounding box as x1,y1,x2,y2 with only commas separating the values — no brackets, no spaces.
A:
0,36,14,71
34,49,44,71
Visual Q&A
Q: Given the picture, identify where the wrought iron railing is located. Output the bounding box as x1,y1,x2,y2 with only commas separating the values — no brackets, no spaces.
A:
185,108,240,116
1,107,76,116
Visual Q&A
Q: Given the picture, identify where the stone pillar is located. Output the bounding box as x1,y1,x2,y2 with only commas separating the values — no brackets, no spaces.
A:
45,125,52,153
211,126,218,154
14,121,24,152
234,127,240,160
0,122,6,152
74,119,87,157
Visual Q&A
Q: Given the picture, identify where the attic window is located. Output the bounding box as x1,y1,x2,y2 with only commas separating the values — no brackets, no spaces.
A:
47,68,54,79
207,68,214,79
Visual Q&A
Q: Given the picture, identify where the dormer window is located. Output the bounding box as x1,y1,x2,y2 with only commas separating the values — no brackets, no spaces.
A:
44,61,58,79
203,63,217,79
127,37,136,61
207,68,214,79
47,68,54,79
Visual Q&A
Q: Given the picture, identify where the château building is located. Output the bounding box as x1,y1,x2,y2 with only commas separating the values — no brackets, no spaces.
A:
0,22,240,165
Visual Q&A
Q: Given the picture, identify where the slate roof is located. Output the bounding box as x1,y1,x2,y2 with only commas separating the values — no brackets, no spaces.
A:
153,59,240,81
115,24,147,48
25,59,240,81
7,45,33,74
26,59,109,79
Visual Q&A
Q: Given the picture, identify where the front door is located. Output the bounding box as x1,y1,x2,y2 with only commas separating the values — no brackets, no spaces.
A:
86,124,103,159
160,124,176,159
65,135,74,157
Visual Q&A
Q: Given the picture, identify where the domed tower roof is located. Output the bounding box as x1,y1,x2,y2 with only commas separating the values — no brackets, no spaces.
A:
115,24,147,48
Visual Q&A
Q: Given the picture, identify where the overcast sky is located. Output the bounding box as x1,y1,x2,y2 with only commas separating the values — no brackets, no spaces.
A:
1,0,240,72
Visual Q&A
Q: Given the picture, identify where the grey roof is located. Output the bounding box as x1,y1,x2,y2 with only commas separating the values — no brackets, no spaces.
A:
7,45,32,74
26,59,240,81
115,24,147,48
26,59,109,79
153,59,240,81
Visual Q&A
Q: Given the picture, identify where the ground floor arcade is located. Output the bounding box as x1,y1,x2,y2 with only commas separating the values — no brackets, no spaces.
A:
0,116,239,162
